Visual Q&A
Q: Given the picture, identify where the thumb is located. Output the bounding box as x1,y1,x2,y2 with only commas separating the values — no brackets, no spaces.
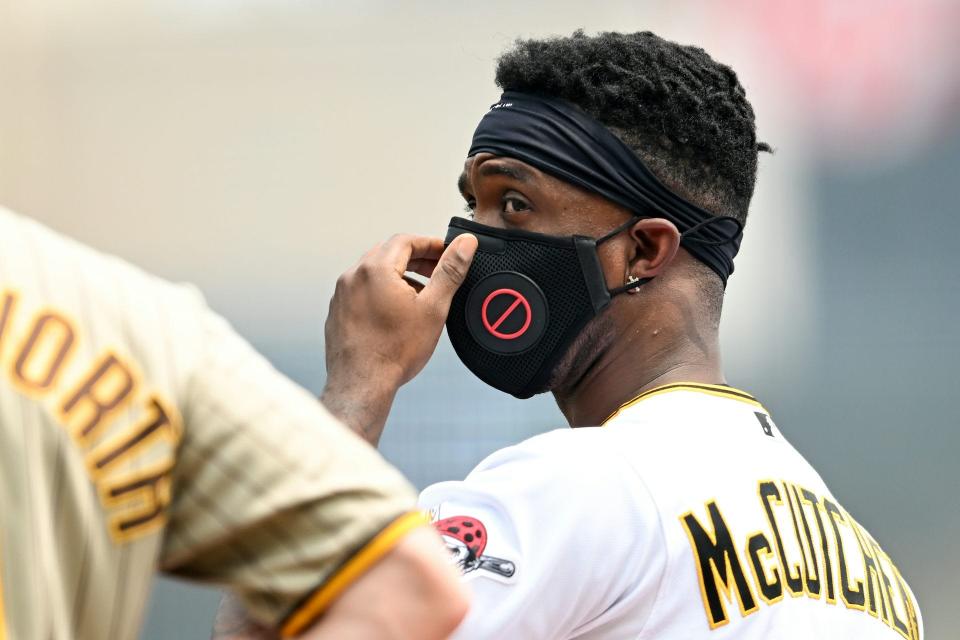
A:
421,234,478,313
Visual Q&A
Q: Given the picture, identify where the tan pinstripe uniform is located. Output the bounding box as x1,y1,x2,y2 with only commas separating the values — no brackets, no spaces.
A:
0,207,423,639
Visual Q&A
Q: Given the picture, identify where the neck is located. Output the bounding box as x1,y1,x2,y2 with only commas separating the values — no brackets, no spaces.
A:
553,317,724,428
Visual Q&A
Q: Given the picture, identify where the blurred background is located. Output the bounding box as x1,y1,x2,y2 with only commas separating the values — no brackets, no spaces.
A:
1,0,957,637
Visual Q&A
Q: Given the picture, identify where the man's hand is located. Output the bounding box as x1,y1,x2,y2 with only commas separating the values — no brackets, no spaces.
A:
322,233,477,444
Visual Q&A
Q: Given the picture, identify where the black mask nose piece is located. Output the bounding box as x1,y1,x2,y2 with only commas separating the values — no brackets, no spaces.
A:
444,216,645,399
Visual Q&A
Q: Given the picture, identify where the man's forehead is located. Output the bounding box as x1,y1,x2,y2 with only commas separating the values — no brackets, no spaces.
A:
458,155,537,192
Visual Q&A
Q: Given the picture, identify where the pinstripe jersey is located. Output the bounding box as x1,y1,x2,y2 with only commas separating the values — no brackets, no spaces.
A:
0,207,422,639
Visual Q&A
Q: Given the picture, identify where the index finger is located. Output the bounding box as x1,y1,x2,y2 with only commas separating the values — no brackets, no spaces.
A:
378,234,445,275
407,258,440,279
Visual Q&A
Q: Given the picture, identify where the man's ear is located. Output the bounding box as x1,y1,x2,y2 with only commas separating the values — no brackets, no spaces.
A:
628,218,681,279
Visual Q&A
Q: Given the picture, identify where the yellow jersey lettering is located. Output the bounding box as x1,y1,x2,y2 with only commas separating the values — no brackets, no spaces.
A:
861,525,898,629
879,551,910,639
782,482,812,596
680,501,759,629
789,484,821,598
758,481,804,596
801,487,836,604
872,543,897,628
892,564,920,640
850,519,885,619
824,499,866,610
745,531,783,604
681,482,920,632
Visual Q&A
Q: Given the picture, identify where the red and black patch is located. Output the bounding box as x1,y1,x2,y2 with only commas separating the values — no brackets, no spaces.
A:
434,516,515,579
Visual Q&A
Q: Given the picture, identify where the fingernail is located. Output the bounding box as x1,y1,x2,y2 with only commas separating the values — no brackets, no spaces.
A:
456,234,477,260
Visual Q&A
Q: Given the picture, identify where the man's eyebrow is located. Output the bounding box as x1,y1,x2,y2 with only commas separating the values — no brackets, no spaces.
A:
478,163,532,183
457,163,533,195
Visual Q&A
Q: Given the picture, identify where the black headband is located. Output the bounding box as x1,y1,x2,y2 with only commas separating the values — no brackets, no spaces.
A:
468,91,744,283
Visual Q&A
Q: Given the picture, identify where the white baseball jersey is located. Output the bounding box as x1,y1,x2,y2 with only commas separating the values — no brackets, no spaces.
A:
420,382,923,639
0,207,424,640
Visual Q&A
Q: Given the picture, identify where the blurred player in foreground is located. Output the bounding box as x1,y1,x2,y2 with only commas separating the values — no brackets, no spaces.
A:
321,31,924,638
0,206,467,640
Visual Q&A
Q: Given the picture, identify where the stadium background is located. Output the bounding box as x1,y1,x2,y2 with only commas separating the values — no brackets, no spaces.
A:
1,1,957,637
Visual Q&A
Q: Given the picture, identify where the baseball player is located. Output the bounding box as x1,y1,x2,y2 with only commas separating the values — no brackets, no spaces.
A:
0,205,468,640
320,31,924,638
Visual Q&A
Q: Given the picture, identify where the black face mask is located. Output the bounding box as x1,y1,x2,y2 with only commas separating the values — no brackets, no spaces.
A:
444,216,645,399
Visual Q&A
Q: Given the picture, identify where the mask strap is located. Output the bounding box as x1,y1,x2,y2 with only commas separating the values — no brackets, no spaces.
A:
680,215,743,246
595,214,740,298
592,216,647,299
596,216,641,245
599,214,742,247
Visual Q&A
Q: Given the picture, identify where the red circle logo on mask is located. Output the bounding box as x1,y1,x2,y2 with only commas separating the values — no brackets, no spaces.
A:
481,289,532,340
462,271,549,356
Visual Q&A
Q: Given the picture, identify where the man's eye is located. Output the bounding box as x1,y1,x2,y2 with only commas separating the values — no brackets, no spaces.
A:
503,197,530,214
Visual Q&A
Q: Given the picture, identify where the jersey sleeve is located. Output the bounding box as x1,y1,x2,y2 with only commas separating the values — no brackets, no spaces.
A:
418,429,666,640
158,305,422,637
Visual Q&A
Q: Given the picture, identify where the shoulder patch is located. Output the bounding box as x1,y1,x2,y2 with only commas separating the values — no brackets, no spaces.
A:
434,515,516,583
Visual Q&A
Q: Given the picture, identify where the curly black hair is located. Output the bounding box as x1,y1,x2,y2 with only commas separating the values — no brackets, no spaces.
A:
495,30,770,223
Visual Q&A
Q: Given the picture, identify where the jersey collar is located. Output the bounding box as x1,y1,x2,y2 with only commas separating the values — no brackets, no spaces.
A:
601,381,766,425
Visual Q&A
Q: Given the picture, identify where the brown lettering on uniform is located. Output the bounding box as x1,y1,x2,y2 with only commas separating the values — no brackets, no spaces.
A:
13,311,75,391
60,353,136,442
87,396,180,474
101,459,174,542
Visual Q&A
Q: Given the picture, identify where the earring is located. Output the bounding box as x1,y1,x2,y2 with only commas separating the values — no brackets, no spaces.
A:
626,274,642,294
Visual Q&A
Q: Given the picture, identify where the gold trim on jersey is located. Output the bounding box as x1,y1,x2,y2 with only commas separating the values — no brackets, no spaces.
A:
602,381,767,425
280,510,431,638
